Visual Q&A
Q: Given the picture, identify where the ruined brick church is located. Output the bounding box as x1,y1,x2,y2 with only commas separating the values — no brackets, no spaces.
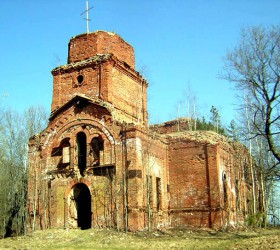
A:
28,31,258,231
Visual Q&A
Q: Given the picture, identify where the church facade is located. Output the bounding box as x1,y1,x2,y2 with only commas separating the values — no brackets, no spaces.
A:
28,31,260,231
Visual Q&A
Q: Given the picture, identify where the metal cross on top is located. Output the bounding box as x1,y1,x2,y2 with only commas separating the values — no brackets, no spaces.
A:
81,0,94,34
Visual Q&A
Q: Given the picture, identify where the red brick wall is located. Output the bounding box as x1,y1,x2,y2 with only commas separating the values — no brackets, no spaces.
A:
51,66,99,111
168,138,222,228
118,126,170,230
68,31,135,68
51,59,147,127
108,64,148,126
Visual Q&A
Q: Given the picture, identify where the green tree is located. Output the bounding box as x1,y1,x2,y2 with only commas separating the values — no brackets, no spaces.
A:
227,120,240,141
210,105,221,133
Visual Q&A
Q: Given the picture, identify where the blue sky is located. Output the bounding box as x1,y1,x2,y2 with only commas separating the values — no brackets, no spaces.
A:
0,0,279,125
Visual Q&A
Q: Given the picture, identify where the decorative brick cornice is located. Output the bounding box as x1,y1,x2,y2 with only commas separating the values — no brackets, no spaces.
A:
51,54,112,75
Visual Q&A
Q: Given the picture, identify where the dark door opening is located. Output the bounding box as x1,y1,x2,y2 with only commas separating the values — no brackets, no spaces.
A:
77,132,87,175
73,183,92,230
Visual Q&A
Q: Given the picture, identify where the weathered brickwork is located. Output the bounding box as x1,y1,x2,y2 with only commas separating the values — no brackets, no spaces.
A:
28,31,261,232
68,31,135,68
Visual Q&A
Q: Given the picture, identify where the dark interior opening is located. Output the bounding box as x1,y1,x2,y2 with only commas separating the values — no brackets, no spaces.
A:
223,174,228,208
73,183,91,230
92,164,115,180
156,177,161,210
77,75,84,84
77,132,87,176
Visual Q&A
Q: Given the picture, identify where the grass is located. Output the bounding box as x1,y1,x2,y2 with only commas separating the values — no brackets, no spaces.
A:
0,227,279,249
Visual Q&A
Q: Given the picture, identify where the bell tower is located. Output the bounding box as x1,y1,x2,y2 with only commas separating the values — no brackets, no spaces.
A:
50,31,148,127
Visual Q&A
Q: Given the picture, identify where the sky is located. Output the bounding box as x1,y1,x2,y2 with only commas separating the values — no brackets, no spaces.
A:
0,0,279,125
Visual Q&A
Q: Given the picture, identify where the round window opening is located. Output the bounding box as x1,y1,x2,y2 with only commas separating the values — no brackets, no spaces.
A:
77,75,84,85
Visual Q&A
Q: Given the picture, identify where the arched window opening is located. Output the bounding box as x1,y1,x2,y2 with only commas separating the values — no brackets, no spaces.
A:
77,74,84,85
90,136,104,166
51,138,71,170
77,132,87,176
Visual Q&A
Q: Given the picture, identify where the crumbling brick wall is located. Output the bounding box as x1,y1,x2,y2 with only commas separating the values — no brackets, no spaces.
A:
68,31,135,68
28,30,259,232
151,123,258,228
28,31,154,231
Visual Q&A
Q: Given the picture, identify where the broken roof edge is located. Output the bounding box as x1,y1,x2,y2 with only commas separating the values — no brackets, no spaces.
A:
164,130,230,146
69,30,134,49
51,54,112,74
150,117,191,127
149,118,233,145
51,53,148,85
161,130,248,155
69,30,116,41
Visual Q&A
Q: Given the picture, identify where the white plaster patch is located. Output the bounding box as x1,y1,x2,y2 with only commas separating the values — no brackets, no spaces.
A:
148,155,161,177
135,137,142,160
43,129,56,148
219,163,225,192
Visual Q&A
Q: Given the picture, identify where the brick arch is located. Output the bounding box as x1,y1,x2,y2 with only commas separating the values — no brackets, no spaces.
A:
64,178,92,229
56,118,115,145
45,118,116,156
64,178,92,199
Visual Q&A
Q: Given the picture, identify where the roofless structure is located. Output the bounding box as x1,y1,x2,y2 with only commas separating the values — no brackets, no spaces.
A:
28,31,260,231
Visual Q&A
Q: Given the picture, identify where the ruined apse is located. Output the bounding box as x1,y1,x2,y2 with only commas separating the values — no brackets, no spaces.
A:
28,31,259,231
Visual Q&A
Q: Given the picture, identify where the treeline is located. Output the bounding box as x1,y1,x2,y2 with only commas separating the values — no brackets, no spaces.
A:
0,107,47,237
173,105,227,135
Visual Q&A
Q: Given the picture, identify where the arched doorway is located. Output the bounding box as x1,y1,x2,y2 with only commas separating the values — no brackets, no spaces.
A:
71,183,92,229
77,132,87,175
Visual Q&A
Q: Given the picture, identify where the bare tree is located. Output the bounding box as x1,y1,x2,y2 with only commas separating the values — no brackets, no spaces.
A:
0,106,47,237
185,85,198,130
244,96,256,215
174,84,199,131
221,26,280,179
